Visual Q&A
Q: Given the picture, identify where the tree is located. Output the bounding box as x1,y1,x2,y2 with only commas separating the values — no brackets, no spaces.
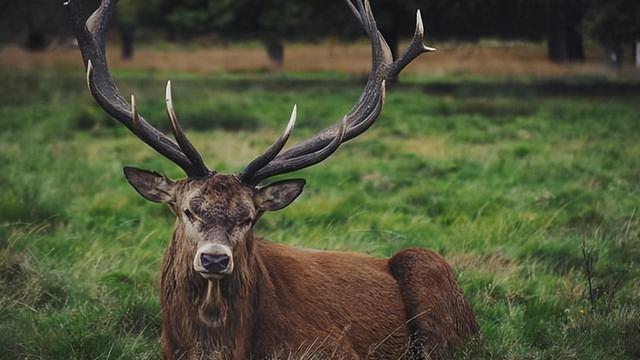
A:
160,0,240,39
117,0,144,60
545,0,586,62
0,0,74,50
584,0,640,67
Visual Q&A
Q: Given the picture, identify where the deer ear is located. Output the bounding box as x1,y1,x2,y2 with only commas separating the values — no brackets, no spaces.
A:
123,167,176,204
255,179,305,212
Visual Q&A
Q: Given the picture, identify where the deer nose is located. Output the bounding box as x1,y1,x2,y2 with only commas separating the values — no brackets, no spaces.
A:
200,253,230,273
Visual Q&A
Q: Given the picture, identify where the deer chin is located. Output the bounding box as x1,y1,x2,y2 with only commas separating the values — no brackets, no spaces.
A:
198,280,228,327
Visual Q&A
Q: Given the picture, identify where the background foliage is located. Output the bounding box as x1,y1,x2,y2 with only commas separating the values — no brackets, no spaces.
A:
0,0,638,65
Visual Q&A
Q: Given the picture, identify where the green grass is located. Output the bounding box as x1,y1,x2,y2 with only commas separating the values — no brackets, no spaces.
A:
1,70,639,359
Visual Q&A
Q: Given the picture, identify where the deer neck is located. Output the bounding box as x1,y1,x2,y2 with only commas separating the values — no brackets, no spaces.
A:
161,228,261,357
198,235,256,327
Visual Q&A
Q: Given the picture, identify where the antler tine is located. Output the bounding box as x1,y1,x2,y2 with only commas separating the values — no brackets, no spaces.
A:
279,78,387,161
249,81,385,184
251,119,348,183
131,94,138,125
165,81,210,176
238,105,297,184
390,9,436,77
65,0,208,178
345,0,364,27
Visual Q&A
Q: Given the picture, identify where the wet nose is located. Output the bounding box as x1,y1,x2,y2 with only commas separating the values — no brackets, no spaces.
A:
200,253,230,273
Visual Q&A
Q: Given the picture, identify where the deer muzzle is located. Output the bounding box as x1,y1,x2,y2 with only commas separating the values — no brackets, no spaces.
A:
194,243,234,279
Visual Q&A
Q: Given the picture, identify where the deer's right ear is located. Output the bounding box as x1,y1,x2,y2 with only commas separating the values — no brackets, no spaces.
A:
123,167,176,204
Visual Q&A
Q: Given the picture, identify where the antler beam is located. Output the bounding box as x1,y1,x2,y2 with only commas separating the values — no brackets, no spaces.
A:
238,0,434,185
65,0,210,178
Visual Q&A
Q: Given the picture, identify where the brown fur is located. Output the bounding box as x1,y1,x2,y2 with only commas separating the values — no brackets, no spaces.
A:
125,172,478,359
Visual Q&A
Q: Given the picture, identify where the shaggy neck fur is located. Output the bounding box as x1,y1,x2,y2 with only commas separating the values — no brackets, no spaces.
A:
160,225,260,359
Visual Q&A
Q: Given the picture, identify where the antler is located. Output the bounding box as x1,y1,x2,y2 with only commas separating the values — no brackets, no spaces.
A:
238,0,434,185
66,0,432,184
65,0,210,178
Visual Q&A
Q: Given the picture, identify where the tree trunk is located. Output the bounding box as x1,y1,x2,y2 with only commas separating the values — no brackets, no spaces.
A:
546,0,585,63
25,13,46,52
607,43,624,68
547,1,568,62
565,2,585,61
120,25,134,61
27,31,46,51
264,38,284,69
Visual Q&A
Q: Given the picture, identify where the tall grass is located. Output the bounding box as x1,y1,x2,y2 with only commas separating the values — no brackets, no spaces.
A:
1,70,639,359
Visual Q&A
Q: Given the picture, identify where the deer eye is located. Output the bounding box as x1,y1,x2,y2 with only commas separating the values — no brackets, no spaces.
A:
239,218,253,228
183,209,195,222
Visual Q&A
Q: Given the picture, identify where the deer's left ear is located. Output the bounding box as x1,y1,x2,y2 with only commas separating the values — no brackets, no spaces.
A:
255,179,306,212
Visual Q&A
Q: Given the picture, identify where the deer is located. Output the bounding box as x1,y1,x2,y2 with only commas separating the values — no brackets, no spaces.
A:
65,0,478,358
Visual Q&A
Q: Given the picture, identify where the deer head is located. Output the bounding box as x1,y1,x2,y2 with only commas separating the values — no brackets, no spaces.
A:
64,0,434,280
124,168,304,279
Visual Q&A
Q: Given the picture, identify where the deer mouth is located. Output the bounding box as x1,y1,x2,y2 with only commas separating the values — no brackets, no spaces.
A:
194,244,234,279
199,271,227,280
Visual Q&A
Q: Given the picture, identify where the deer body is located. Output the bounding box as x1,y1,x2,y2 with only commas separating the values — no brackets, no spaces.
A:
161,236,412,358
67,0,478,358
161,234,477,359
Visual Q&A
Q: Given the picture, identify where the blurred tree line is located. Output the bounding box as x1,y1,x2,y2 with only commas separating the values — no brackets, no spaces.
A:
0,0,638,67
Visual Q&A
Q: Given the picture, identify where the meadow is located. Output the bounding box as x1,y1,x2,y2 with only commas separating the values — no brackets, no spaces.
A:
1,68,639,359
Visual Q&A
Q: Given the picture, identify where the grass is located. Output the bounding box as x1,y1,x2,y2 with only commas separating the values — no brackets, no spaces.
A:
1,69,639,359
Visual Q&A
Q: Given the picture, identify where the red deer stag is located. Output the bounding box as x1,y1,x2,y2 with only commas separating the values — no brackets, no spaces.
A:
66,0,478,358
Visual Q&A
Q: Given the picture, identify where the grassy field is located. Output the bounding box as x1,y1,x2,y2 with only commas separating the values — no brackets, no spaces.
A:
1,69,639,359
